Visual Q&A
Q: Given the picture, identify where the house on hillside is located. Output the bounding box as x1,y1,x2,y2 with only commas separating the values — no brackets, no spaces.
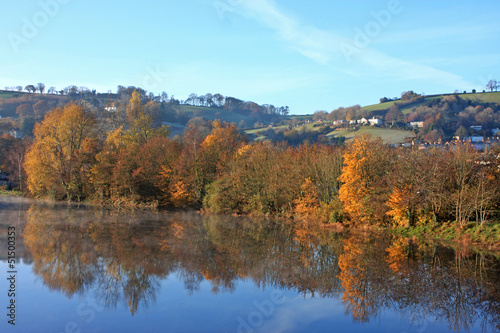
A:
470,125,482,132
463,136,484,143
9,128,22,139
368,117,383,126
409,121,424,128
104,104,117,112
333,120,345,126
359,118,368,125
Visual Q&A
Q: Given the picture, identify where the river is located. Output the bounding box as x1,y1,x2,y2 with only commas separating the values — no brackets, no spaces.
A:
0,197,499,332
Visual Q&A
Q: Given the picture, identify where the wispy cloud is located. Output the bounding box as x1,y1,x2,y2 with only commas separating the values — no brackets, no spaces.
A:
373,23,500,45
236,0,477,90
237,0,344,64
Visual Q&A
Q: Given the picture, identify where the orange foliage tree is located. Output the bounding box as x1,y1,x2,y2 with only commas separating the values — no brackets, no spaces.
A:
338,135,392,224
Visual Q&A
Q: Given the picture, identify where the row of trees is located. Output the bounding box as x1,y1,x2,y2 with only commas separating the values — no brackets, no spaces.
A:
3,84,290,119
20,91,500,229
6,83,48,94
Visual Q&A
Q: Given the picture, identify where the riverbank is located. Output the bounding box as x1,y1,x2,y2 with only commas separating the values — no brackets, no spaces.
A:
0,189,22,197
2,192,499,251
389,222,500,251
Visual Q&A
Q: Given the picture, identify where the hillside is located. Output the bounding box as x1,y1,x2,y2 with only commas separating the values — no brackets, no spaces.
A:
2,88,500,145
327,127,415,144
0,88,288,138
363,91,500,114
320,90,500,144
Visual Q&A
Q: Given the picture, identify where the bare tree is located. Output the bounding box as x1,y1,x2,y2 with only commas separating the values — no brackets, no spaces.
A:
37,83,46,94
486,79,498,92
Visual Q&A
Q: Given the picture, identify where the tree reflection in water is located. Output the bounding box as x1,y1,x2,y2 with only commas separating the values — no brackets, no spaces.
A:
22,205,500,330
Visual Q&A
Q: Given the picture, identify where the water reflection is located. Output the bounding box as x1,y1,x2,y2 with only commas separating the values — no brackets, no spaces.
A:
20,204,500,330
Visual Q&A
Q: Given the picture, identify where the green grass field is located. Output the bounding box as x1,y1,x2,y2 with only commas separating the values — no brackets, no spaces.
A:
362,92,500,114
0,90,26,99
327,126,415,144
458,91,500,104
245,124,289,135
288,115,313,121
362,100,397,112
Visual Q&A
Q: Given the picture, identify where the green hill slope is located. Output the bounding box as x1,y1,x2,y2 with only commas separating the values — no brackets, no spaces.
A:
362,92,500,114
327,127,415,144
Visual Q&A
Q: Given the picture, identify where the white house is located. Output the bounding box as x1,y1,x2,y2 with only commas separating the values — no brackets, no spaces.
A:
359,118,368,125
368,117,383,126
333,120,345,126
409,121,424,128
9,128,22,139
104,105,117,112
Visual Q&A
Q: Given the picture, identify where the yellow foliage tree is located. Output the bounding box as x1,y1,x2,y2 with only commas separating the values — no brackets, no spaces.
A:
197,120,246,199
294,178,320,219
386,186,415,227
89,127,125,200
24,102,96,200
125,92,169,144
170,180,194,208
126,90,143,123
338,135,390,224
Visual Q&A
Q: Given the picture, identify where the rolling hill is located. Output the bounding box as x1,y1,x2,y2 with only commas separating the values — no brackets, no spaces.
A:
363,91,500,114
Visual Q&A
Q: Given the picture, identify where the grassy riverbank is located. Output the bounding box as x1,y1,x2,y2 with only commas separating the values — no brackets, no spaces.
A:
0,189,22,197
390,222,500,250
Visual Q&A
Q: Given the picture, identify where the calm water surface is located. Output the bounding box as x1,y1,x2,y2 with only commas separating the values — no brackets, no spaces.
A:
1,197,500,333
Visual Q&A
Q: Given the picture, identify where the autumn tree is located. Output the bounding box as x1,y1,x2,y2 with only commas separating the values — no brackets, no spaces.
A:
33,100,50,119
384,104,403,126
89,127,124,201
339,135,392,224
175,124,211,204
124,91,170,144
24,102,97,200
293,178,320,219
193,120,246,201
126,90,143,123
386,149,429,227
0,135,28,191
451,145,477,226
16,103,34,118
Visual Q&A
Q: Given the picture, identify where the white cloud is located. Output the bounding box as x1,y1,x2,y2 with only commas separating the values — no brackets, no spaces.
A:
236,0,477,91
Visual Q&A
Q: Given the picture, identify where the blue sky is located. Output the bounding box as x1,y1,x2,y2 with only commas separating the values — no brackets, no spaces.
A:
0,0,499,114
